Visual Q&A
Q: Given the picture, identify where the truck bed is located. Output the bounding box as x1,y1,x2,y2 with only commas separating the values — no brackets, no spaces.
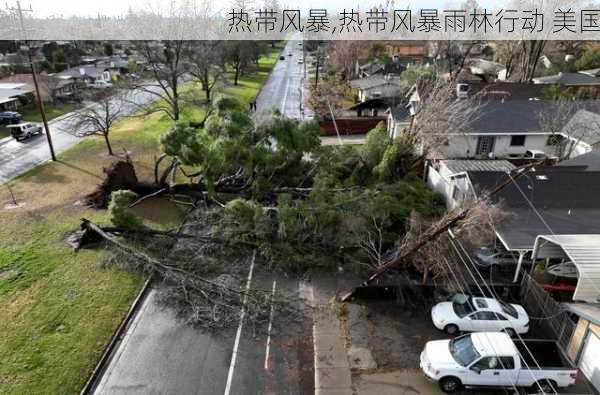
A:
515,339,574,369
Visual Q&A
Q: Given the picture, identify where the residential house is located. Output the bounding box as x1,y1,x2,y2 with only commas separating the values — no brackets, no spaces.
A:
533,71,600,87
386,102,413,139
356,60,405,79
426,159,516,209
454,81,546,101
385,41,431,63
467,168,600,282
468,58,506,81
533,71,600,97
349,75,404,102
0,82,34,111
0,73,77,103
561,303,600,391
432,100,600,160
55,65,114,86
347,97,406,118
556,151,600,171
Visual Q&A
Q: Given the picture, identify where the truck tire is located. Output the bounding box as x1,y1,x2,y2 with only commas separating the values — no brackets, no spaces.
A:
439,376,462,393
531,379,557,394
444,324,459,335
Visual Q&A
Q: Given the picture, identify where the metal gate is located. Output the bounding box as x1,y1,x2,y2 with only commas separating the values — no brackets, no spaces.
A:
520,272,576,357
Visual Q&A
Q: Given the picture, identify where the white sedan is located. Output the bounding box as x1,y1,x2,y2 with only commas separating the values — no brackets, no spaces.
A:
431,296,529,337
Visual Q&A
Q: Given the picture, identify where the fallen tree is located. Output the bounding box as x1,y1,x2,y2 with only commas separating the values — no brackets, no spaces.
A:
80,218,306,331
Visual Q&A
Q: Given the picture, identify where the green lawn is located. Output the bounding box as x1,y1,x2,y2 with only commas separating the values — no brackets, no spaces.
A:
18,102,78,123
0,127,10,139
0,45,281,395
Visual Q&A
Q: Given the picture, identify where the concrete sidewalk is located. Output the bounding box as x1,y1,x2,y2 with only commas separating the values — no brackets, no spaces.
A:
312,288,353,395
353,369,442,395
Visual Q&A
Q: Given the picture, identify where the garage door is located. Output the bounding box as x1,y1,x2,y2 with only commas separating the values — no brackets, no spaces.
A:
580,332,600,391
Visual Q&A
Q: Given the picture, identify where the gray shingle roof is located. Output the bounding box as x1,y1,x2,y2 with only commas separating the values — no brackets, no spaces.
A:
557,151,600,171
533,72,600,86
349,76,403,90
468,100,600,135
468,169,600,250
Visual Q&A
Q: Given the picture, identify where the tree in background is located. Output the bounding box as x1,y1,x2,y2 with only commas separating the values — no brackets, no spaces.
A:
103,42,114,57
576,48,600,71
224,41,262,86
66,88,125,155
328,41,369,80
185,41,226,103
132,41,187,120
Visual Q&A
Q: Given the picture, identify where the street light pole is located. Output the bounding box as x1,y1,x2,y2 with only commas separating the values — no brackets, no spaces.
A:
8,1,56,161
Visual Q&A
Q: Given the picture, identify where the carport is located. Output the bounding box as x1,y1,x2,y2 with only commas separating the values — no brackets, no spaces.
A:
531,235,600,303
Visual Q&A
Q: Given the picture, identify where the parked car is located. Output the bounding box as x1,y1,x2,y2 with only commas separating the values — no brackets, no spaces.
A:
431,296,529,336
8,122,43,141
0,111,22,126
420,332,577,393
474,247,529,268
279,55,285,60
297,59,304,64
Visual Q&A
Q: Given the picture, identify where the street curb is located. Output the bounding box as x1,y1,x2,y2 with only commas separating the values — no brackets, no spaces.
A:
80,275,153,395
0,136,11,146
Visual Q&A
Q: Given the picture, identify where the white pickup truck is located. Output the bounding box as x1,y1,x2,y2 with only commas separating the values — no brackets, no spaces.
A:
420,332,577,393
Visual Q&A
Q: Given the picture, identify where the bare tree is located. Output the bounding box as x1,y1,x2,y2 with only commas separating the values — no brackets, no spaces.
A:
185,41,226,103
518,40,546,83
432,41,479,80
408,80,482,157
224,41,262,86
39,74,63,104
68,89,124,155
132,41,188,121
540,101,600,160
328,41,369,80
493,41,521,79
399,196,504,284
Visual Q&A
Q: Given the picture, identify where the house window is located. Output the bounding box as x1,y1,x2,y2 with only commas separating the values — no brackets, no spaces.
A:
452,186,461,201
510,135,526,146
476,136,495,156
547,135,565,146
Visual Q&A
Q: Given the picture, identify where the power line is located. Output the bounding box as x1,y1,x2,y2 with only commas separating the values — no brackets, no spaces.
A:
439,238,524,395
448,231,559,395
508,172,600,299
6,1,56,161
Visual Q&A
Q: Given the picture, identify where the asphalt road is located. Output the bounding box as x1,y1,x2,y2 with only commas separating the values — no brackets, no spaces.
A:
0,86,160,184
256,40,313,120
93,266,315,395
91,42,317,395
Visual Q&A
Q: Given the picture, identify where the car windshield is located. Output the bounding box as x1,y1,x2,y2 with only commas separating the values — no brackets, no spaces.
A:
452,298,475,318
500,302,518,319
449,335,481,367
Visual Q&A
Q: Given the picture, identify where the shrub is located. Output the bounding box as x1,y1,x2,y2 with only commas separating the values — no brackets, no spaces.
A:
108,190,143,229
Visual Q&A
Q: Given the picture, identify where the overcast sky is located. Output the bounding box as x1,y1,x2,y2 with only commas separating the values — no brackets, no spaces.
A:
23,0,507,18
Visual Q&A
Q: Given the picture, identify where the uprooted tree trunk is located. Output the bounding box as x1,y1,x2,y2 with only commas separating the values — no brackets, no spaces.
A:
86,160,140,209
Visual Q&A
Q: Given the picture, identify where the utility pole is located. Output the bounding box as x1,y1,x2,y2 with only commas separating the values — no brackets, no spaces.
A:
7,1,56,161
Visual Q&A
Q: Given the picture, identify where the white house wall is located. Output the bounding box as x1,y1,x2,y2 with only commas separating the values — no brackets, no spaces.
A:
441,134,558,159
360,84,403,102
426,165,471,209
